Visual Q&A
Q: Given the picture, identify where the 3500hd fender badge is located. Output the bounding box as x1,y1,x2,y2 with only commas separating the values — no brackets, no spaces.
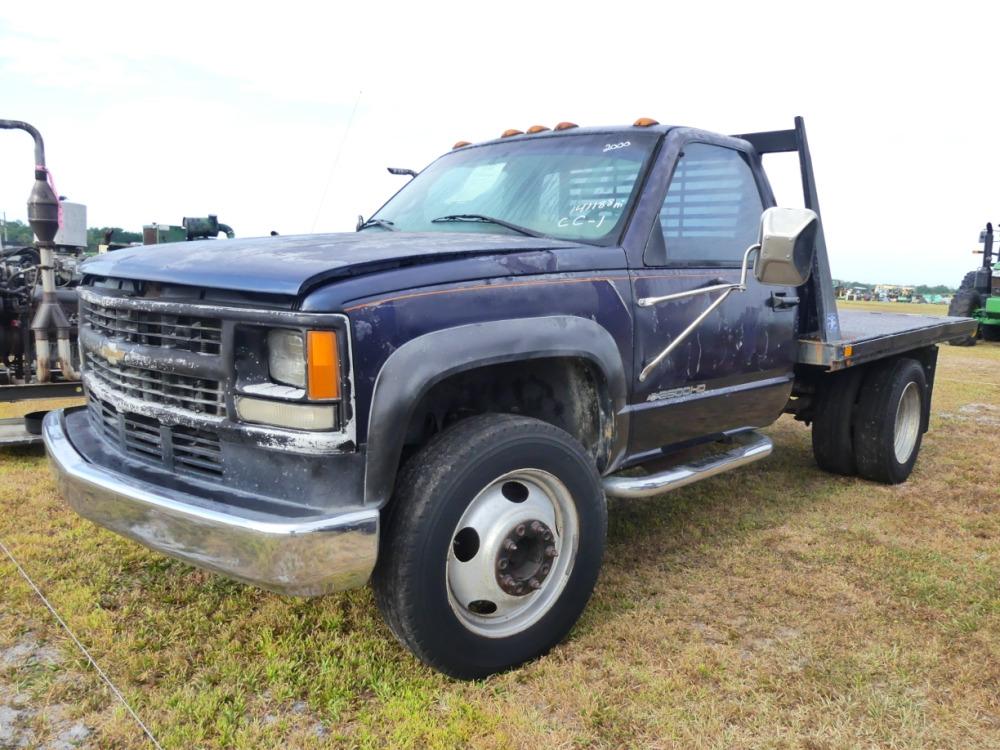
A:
646,384,707,402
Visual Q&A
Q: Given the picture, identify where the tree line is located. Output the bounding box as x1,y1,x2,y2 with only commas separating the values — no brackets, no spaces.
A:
836,279,956,296
1,219,142,253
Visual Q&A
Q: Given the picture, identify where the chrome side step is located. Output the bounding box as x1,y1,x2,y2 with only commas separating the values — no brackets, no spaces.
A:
602,431,773,499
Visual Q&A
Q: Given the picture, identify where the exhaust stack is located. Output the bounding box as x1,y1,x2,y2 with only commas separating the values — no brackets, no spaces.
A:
0,119,78,381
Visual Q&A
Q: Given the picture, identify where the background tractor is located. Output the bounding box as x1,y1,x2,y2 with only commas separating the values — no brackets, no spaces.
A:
948,222,1000,345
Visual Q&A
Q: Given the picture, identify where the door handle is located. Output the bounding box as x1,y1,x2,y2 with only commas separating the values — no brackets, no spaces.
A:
767,292,799,310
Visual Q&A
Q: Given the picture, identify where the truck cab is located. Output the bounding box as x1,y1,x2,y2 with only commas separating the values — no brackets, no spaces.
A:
42,117,977,678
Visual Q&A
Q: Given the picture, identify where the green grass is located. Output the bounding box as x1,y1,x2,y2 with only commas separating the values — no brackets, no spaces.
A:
838,299,949,316
2,337,999,748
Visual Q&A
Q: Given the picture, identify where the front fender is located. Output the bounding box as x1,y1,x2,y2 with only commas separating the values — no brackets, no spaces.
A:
363,316,628,506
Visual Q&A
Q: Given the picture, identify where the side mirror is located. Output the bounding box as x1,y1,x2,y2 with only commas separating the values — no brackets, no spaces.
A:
754,207,819,286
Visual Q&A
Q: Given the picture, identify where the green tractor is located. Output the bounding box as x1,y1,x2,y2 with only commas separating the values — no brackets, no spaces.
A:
949,222,1000,345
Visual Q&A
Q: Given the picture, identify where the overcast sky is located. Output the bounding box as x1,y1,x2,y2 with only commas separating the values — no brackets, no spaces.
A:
1,1,996,286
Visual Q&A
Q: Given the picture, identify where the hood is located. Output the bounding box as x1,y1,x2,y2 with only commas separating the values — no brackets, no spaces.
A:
81,231,587,297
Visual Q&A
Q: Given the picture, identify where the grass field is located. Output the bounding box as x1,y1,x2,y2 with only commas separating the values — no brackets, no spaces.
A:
838,300,950,316
1,302,998,749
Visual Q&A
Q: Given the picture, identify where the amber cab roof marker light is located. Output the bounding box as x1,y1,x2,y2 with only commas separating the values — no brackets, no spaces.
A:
526,125,550,134
633,117,659,127
452,140,471,149
554,121,578,131
500,128,524,138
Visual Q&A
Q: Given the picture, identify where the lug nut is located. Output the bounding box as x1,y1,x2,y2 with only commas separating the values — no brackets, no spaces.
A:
542,531,552,541
500,574,515,588
545,545,558,558
515,524,526,537
529,578,541,590
530,521,543,534
502,539,518,552
497,558,509,570
540,564,550,575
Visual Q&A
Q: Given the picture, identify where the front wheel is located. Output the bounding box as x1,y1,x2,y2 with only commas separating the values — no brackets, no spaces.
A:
373,414,607,679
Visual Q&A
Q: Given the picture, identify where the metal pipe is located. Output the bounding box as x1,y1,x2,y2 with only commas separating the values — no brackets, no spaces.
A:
0,120,46,168
33,335,51,383
638,282,737,307
637,244,760,382
28,246,72,382
603,431,773,498
3,119,77,381
983,222,994,271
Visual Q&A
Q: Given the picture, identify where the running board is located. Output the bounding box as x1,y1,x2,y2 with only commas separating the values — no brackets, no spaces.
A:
602,432,773,499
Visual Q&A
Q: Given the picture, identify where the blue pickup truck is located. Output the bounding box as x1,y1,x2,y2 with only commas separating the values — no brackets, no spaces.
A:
42,117,975,678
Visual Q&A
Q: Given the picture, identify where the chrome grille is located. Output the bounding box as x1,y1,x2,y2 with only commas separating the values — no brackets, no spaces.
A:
173,428,224,476
89,397,119,443
88,396,223,478
81,298,222,354
85,353,224,416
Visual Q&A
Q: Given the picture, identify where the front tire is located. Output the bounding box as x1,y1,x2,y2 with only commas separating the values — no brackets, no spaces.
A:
373,414,607,679
852,358,928,484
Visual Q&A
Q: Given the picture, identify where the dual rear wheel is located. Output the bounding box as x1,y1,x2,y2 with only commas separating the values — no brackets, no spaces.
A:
811,357,928,484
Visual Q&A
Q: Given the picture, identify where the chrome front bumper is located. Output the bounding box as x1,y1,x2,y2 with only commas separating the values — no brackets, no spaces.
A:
42,410,379,597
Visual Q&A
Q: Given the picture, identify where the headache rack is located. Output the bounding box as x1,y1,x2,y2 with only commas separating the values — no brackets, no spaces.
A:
734,116,841,345
735,117,978,370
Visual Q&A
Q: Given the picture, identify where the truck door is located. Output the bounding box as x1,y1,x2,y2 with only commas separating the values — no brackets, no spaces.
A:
628,140,798,456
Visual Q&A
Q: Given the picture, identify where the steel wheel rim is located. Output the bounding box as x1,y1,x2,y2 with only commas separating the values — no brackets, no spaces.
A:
893,381,922,463
445,469,579,638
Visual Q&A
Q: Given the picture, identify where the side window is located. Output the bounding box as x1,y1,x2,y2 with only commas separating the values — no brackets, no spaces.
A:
648,143,764,264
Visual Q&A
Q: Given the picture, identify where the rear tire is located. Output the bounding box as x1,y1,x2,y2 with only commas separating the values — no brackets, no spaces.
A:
373,414,607,679
981,324,1000,342
811,367,865,476
852,358,927,484
947,272,981,346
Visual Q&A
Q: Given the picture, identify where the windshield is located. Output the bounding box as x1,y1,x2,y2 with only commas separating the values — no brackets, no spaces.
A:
370,132,659,244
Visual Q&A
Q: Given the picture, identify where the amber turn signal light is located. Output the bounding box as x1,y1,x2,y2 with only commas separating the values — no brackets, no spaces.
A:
307,330,340,400
554,121,578,131
452,140,471,149
633,117,659,127
500,128,524,138
526,124,550,134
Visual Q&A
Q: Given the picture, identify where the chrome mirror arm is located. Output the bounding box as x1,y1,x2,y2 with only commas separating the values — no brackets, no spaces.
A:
637,244,761,382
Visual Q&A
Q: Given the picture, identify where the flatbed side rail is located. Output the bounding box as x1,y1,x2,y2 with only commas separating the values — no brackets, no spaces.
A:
797,313,979,370
733,117,842,344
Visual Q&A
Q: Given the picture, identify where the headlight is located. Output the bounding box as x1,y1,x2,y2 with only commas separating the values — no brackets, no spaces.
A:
267,329,306,388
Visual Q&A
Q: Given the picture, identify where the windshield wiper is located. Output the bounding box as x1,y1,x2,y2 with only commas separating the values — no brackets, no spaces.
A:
430,214,544,238
357,217,398,232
